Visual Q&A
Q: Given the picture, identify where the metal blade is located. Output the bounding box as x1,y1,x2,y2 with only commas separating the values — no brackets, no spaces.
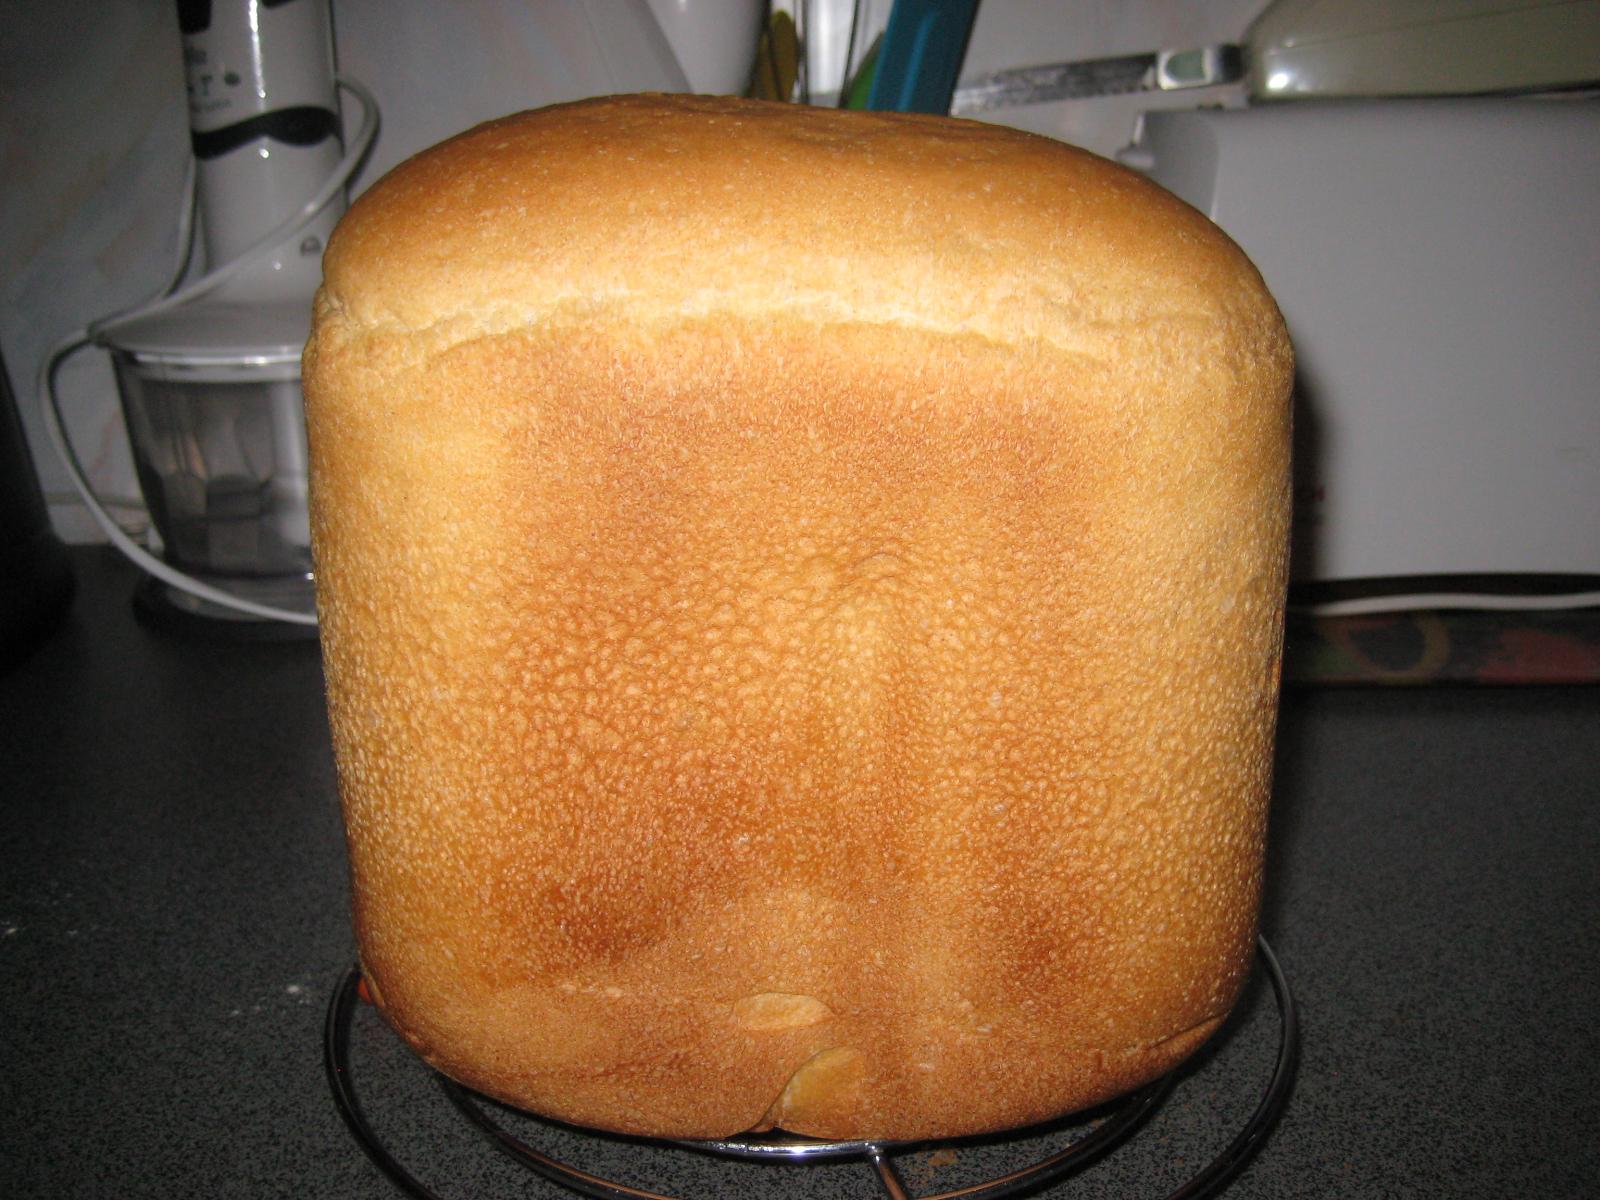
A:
951,52,1157,115
951,45,1244,115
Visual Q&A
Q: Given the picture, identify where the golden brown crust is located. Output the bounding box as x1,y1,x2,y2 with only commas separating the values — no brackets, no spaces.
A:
318,93,1265,355
305,94,1291,1140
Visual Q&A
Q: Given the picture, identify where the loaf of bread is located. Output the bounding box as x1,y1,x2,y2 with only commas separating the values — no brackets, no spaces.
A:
304,93,1291,1142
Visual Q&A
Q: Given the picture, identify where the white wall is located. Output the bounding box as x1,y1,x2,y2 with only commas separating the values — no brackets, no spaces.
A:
0,0,189,541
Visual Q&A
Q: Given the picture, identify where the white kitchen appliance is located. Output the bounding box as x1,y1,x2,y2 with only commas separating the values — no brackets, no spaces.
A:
947,0,1600,612
644,0,764,95
44,0,369,632
1129,98,1600,607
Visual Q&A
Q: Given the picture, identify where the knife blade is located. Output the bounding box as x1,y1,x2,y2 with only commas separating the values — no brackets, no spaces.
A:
951,45,1242,116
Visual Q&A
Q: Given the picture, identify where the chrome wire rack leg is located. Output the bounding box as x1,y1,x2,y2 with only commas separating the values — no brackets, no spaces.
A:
866,1143,912,1200
323,968,445,1200
1166,936,1300,1200
326,936,1299,1200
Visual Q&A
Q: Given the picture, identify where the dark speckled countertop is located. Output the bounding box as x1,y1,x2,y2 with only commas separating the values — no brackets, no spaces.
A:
3,548,1597,1199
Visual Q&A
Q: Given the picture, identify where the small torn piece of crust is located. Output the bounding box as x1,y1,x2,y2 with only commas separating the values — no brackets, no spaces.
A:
733,993,834,1032
760,1046,868,1131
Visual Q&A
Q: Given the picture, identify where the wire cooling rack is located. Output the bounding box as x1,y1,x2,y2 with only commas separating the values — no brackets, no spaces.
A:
326,937,1298,1200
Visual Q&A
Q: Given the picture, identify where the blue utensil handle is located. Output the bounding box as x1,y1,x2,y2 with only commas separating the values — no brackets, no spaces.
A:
865,0,981,114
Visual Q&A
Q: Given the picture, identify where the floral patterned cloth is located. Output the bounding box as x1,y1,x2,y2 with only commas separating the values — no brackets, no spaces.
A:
1283,608,1600,686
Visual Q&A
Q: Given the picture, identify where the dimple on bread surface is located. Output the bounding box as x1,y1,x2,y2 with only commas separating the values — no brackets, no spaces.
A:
305,94,1292,1141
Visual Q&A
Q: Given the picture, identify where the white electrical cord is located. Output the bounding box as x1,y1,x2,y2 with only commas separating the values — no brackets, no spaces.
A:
1293,589,1600,618
40,76,379,628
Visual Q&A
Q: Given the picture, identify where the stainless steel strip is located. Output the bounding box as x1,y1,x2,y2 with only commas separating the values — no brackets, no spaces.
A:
951,53,1157,115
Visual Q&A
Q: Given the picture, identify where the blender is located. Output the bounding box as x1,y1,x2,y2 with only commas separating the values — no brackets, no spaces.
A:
44,0,376,636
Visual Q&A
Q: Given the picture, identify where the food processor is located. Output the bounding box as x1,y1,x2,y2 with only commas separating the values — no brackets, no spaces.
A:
42,0,377,636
